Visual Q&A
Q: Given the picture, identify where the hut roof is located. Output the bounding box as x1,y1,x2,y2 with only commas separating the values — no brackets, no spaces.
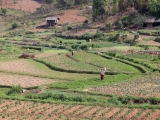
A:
155,18,160,22
46,17,60,21
86,6,92,9
145,18,156,23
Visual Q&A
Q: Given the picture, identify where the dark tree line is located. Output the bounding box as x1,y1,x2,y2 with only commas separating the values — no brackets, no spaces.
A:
93,0,160,18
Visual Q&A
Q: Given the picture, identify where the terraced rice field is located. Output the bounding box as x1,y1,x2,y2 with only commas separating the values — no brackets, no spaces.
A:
0,58,98,81
0,99,160,120
89,76,160,97
41,51,140,73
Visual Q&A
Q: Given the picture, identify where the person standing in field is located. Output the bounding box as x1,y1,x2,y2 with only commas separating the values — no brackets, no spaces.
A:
100,68,106,80
72,50,74,56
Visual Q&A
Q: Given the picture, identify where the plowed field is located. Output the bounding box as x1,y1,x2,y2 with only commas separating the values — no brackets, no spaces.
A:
0,99,160,120
0,73,54,88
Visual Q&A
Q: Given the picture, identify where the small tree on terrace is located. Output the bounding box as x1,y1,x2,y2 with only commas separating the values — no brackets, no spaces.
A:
1,8,7,15
92,0,107,20
12,22,18,29
45,0,54,4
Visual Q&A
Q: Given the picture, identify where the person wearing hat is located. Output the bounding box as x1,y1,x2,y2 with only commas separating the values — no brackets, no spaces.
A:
100,67,106,80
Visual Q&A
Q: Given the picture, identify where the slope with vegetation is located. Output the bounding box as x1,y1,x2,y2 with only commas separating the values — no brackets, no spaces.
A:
0,0,160,119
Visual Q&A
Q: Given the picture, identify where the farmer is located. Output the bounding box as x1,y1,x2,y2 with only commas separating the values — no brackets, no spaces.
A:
72,50,74,56
100,67,106,80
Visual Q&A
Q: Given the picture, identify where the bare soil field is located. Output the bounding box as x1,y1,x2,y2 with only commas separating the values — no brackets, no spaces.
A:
0,99,160,120
0,73,54,87
58,9,87,25
37,9,87,30
0,59,50,75
0,0,41,12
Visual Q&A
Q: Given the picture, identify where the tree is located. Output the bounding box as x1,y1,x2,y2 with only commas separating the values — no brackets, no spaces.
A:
148,0,160,17
58,0,75,8
93,0,107,16
121,15,131,28
1,8,7,15
45,0,54,4
113,0,119,14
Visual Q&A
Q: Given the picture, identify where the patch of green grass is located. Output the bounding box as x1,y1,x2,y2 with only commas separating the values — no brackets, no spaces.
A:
49,74,141,89
126,53,158,61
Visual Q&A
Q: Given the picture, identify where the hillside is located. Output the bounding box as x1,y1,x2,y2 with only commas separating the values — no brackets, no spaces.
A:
0,0,42,12
0,1,160,120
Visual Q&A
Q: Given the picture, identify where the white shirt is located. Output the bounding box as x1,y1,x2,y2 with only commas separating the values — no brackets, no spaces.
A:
100,68,105,75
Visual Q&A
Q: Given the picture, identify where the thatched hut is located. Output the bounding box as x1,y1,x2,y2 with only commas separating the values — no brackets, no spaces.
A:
46,17,60,27
154,18,160,26
144,18,156,27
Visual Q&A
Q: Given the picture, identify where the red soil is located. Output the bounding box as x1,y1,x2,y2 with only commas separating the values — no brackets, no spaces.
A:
0,0,41,12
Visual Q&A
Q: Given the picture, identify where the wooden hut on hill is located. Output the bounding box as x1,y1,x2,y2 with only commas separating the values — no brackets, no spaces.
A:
154,18,160,26
143,18,156,27
143,18,160,27
46,17,60,27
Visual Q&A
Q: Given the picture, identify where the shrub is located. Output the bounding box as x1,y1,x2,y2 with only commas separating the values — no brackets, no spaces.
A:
45,0,53,4
121,15,130,27
107,35,117,42
154,37,160,42
106,22,112,31
81,33,94,40
7,85,23,95
84,19,89,24
67,26,72,30
1,8,7,15
12,23,18,29
25,93,38,99
118,96,133,104
72,96,84,102
108,96,121,105
134,33,140,39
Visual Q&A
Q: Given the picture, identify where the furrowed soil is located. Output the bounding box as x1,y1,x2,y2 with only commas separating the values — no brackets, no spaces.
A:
0,99,160,120
0,73,54,87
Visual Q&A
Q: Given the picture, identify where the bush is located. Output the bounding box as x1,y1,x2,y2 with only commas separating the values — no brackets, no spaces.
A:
72,96,84,102
67,26,72,30
134,33,140,39
107,35,117,42
1,8,7,15
154,37,160,42
45,0,53,4
121,15,130,27
84,19,88,24
118,96,133,104
7,85,23,95
108,96,121,105
106,22,112,31
12,23,18,29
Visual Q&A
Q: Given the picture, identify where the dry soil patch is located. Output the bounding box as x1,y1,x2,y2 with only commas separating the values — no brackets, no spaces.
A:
0,73,54,87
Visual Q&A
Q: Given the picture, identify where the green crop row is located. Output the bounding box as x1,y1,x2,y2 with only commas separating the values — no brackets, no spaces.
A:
49,74,140,89
105,52,160,72
71,52,140,73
